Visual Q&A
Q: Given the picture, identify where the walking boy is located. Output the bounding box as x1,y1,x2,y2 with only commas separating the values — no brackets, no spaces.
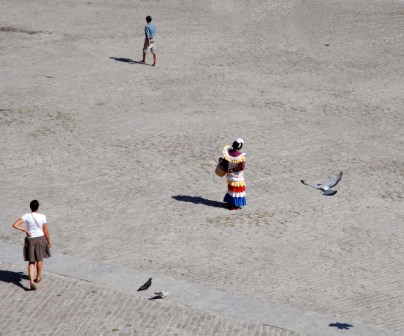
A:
141,16,156,66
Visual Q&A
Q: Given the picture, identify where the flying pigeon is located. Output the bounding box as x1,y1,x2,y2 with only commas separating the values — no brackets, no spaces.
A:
137,278,152,291
154,291,169,298
301,171,343,196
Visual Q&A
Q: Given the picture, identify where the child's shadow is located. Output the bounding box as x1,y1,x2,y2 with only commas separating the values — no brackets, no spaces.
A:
109,57,143,65
0,270,30,291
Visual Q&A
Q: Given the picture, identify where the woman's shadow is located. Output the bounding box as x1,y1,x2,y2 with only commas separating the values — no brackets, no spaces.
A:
172,195,225,208
0,270,30,291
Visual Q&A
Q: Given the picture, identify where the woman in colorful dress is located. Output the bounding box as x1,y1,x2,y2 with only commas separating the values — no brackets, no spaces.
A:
222,138,246,210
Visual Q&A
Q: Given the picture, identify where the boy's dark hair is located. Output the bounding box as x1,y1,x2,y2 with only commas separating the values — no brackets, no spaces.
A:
146,16,152,23
30,200,39,212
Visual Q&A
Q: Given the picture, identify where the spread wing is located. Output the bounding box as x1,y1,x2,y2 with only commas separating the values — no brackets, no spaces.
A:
324,171,343,188
137,278,152,291
301,180,323,190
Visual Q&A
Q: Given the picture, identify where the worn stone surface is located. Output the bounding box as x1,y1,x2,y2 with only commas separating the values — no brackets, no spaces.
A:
0,262,298,336
0,0,403,334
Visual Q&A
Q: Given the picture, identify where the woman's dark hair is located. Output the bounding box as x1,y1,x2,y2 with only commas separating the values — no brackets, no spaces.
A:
146,16,152,23
30,200,39,212
232,141,243,151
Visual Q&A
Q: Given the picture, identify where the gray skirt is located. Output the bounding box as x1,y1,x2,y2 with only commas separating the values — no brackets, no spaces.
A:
24,236,51,262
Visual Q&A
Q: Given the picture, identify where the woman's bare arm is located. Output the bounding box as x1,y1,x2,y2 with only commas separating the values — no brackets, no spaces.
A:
12,218,30,236
229,161,245,173
43,224,51,247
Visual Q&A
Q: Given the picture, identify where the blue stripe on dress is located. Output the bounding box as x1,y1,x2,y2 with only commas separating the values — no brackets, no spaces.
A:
224,193,247,207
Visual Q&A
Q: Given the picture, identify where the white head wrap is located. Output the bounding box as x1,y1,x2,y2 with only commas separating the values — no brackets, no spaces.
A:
236,138,244,145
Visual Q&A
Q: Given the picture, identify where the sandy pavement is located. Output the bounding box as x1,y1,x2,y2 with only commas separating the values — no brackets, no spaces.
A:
1,0,403,333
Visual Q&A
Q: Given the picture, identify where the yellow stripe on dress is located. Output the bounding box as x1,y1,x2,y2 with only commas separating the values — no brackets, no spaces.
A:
227,181,246,187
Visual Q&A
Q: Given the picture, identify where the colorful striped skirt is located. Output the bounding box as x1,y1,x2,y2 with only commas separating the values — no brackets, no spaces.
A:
223,171,246,207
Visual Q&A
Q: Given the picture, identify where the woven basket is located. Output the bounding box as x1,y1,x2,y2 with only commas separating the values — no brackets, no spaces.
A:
215,163,226,177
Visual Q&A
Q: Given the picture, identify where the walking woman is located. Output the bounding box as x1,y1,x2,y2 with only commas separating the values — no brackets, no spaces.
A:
221,138,247,210
12,200,51,290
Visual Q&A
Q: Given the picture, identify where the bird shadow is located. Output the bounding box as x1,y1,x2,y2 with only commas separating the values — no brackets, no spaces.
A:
329,322,353,330
109,57,143,65
172,195,225,208
0,270,30,291
148,295,163,300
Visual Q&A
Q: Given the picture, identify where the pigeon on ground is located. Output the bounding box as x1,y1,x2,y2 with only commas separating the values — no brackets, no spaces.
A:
301,171,343,196
154,291,168,298
137,278,152,291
